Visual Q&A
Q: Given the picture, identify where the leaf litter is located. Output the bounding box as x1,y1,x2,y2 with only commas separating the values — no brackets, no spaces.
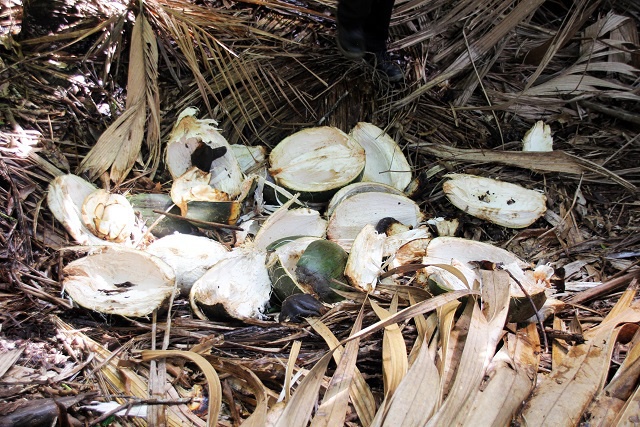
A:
0,0,639,426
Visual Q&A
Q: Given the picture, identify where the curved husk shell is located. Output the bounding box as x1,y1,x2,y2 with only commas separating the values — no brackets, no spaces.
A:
443,173,547,228
166,108,244,198
349,122,412,191
326,182,404,219
424,237,549,322
295,239,349,303
268,126,366,202
62,247,176,317
344,224,385,292
184,200,242,227
190,247,271,320
81,189,136,243
327,191,424,252
253,197,327,252
146,234,229,295
47,174,115,246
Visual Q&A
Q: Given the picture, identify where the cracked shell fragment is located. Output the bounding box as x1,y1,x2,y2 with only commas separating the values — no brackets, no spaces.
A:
190,247,272,320
443,173,547,228
62,247,176,317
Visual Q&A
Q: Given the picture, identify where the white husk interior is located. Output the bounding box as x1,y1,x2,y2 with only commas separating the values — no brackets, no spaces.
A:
383,226,431,257
345,224,385,292
326,182,403,218
349,122,412,191
327,192,423,252
47,174,116,246
166,108,244,198
522,121,553,152
190,247,271,320
268,127,365,191
170,166,230,214
81,189,136,243
423,236,545,295
253,198,327,252
443,173,547,228
62,247,176,317
146,234,229,295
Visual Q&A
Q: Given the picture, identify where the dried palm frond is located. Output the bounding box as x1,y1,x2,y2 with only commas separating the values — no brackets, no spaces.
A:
77,9,160,185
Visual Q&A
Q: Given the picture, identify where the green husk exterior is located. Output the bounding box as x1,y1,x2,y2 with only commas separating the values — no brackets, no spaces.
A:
295,240,349,303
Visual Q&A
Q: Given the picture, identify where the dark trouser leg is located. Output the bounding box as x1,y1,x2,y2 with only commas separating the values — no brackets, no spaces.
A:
363,0,394,52
337,0,374,30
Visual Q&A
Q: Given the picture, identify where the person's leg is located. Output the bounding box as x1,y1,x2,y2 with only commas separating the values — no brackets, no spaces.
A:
336,0,373,59
362,0,394,53
363,0,403,82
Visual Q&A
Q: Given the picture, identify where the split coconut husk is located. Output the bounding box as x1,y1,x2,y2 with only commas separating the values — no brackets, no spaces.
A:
252,197,327,252
190,246,272,320
267,236,322,303
344,224,385,292
128,193,199,238
268,126,366,202
48,174,141,247
327,190,424,251
349,122,412,192
325,182,404,219
146,234,229,295
62,246,176,317
166,108,244,198
47,174,104,246
81,189,136,243
442,173,547,228
295,239,349,303
422,236,552,322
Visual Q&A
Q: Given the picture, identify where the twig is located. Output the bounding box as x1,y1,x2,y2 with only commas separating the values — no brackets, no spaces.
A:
566,271,640,306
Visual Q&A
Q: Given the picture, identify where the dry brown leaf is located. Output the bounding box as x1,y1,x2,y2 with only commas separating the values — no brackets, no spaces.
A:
408,141,637,191
370,298,409,399
141,350,221,427
310,308,365,427
521,287,640,426
77,12,159,184
378,333,440,426
307,318,376,426
460,323,540,426
53,316,204,426
394,0,547,108
427,277,510,427
206,357,269,427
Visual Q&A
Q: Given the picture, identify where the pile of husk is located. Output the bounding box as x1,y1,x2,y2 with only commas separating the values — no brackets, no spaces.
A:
1,0,639,426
